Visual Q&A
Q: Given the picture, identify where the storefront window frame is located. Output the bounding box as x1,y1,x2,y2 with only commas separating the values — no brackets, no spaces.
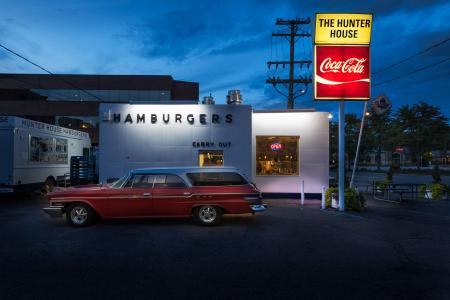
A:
255,135,300,177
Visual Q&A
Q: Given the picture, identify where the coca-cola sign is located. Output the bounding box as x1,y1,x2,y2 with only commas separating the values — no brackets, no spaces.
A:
314,45,370,100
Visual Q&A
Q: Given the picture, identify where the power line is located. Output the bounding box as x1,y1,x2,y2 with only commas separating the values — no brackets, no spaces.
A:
373,56,450,87
0,42,103,101
266,17,312,109
373,37,450,74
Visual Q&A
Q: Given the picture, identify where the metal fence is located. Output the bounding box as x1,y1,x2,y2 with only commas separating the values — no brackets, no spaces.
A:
354,182,449,203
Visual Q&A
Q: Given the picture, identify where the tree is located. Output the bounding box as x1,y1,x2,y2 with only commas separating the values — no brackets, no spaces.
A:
366,106,393,170
329,113,373,171
345,114,360,170
344,114,373,170
329,121,338,167
394,101,450,169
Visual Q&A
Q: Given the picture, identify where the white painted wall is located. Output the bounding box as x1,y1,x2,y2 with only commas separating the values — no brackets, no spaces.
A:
252,111,329,194
99,104,252,182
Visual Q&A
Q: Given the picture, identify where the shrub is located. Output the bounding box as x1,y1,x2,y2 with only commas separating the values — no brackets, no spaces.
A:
325,187,338,207
418,185,427,198
325,187,365,211
419,183,447,200
374,179,390,191
430,183,445,200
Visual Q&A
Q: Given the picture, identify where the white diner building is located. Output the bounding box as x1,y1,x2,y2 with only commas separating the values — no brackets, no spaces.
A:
99,101,329,197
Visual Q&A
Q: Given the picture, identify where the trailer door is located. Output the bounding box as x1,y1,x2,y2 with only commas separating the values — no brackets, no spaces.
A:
0,130,13,185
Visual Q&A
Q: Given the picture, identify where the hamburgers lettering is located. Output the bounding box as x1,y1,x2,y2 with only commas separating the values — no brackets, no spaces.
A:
110,113,233,124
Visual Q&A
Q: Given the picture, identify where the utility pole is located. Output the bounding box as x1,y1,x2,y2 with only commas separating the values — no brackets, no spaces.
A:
266,18,312,109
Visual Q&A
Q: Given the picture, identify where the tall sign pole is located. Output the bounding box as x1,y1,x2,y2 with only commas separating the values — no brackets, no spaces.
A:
314,13,373,211
338,101,345,211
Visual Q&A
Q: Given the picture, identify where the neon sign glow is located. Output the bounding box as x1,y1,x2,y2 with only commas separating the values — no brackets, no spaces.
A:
270,142,282,151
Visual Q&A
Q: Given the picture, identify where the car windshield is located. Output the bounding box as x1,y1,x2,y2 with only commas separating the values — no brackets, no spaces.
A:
110,174,128,189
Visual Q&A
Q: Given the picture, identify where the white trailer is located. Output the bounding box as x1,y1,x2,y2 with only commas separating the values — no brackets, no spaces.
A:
0,116,91,191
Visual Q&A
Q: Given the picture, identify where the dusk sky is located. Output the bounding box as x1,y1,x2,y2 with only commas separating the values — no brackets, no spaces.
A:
1,0,449,118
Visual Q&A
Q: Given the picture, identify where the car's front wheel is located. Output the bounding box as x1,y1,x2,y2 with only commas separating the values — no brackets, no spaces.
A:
193,205,222,226
66,203,94,227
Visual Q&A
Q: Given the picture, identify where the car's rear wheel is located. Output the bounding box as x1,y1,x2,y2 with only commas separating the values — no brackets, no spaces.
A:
193,205,222,226
66,203,94,227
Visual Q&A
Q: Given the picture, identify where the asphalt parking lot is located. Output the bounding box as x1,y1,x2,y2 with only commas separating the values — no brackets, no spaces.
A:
1,196,450,300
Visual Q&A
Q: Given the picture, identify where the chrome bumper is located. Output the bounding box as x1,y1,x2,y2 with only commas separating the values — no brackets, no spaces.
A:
43,206,64,218
250,204,267,212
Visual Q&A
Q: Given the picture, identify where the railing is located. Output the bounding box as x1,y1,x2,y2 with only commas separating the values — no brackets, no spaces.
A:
362,182,450,202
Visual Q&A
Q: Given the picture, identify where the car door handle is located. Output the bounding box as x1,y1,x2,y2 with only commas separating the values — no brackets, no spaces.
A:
183,192,191,196
142,193,151,197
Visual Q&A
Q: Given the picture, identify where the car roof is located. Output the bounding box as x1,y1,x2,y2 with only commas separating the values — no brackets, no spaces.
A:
131,166,242,175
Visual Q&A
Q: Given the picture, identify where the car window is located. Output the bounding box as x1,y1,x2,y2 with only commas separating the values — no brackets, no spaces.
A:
186,172,248,186
110,175,128,189
153,175,187,188
124,174,155,188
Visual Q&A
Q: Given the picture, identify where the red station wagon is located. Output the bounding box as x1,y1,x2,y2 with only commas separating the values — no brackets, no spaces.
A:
43,167,266,226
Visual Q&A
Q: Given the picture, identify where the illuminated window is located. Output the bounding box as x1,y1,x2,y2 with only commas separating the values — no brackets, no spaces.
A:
199,150,223,167
256,136,299,176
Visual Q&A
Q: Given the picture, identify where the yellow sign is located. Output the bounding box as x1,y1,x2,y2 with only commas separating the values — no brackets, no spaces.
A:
315,13,373,45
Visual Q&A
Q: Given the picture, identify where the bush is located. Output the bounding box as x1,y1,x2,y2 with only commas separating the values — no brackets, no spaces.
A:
430,183,446,200
325,187,338,207
419,183,447,200
418,185,427,198
374,179,390,191
325,187,365,211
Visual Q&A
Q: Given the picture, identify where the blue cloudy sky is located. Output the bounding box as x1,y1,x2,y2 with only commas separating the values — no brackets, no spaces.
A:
0,0,449,118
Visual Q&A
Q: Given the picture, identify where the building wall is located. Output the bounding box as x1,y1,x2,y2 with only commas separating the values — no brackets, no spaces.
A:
99,104,252,182
32,89,171,102
252,111,329,194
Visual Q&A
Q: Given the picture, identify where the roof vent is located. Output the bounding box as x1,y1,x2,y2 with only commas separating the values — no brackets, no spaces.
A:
202,94,215,105
226,90,243,105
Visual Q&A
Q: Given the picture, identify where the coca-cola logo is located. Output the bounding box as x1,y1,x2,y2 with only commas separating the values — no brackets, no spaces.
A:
315,45,370,99
319,57,366,74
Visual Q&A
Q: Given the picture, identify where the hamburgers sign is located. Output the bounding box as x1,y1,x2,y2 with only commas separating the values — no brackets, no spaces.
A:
314,13,372,100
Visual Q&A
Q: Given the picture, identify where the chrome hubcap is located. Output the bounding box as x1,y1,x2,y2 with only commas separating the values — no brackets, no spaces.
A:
199,206,217,223
70,206,88,224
